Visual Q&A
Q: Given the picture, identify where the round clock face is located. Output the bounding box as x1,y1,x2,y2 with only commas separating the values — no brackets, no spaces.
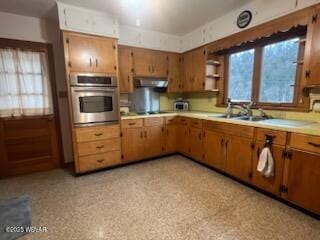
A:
237,10,252,29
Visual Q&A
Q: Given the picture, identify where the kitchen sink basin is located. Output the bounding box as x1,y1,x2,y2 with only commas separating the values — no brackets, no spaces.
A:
236,116,267,122
213,114,242,119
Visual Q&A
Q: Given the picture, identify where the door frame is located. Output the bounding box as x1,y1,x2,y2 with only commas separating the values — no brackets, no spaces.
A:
0,38,64,167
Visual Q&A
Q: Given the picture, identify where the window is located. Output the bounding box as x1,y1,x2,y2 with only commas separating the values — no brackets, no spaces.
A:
228,49,255,102
0,48,53,117
226,36,303,108
259,38,299,103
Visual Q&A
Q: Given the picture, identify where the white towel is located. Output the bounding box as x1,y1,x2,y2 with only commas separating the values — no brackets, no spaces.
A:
257,147,274,178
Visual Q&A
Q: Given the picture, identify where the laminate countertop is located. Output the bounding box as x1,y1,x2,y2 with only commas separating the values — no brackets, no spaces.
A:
121,111,320,137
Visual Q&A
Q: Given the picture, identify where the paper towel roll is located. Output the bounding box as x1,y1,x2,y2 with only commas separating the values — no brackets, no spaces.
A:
313,101,320,113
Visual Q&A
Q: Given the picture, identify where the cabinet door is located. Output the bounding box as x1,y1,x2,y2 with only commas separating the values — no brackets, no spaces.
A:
167,53,181,93
144,126,165,158
121,127,144,163
192,47,206,91
188,127,204,162
307,8,320,86
64,7,92,33
66,34,93,72
182,52,192,92
283,150,320,214
119,46,133,93
252,142,285,196
165,125,177,154
203,130,226,171
152,51,168,77
90,37,117,74
176,125,189,155
132,48,152,77
226,135,253,183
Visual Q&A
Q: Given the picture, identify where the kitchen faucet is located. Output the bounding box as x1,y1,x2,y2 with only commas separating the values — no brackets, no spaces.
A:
226,98,253,117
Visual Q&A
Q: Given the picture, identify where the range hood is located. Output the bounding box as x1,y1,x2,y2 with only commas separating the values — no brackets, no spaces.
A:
134,78,168,88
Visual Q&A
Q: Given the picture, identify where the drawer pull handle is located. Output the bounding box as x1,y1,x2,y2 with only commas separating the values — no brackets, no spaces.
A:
97,159,105,163
308,142,320,148
94,133,103,136
128,122,136,125
96,145,105,149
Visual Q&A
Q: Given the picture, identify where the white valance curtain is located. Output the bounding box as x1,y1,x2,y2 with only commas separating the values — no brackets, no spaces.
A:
0,48,53,117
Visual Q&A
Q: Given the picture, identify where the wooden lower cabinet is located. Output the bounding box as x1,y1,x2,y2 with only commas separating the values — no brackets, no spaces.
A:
176,124,189,155
251,142,285,196
121,127,144,163
188,127,204,162
144,126,165,158
165,125,177,154
225,135,253,183
78,151,121,172
203,130,226,170
283,150,320,214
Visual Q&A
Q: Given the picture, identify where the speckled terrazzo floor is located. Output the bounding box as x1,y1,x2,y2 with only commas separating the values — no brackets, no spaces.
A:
0,155,319,240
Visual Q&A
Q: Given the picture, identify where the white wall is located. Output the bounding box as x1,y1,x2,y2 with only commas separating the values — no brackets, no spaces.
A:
0,11,74,163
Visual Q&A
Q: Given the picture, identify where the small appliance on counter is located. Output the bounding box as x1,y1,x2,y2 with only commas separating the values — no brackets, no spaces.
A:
174,98,189,112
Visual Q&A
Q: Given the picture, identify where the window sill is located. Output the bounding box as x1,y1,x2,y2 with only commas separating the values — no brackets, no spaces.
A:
215,104,309,112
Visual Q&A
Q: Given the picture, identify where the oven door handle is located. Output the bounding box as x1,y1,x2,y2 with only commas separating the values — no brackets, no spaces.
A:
73,89,116,93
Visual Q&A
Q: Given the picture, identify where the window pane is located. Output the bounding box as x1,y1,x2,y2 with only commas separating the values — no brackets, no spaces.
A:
228,49,255,102
259,38,299,103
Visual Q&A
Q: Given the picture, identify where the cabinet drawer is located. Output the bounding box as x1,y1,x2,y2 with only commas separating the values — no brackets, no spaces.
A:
144,117,164,126
256,128,287,146
189,118,203,129
165,117,178,125
75,124,120,142
205,121,254,138
121,119,143,128
77,138,121,157
177,117,189,125
290,133,320,154
78,151,121,173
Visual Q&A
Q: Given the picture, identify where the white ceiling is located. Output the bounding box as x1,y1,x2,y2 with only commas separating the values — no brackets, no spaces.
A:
0,0,252,35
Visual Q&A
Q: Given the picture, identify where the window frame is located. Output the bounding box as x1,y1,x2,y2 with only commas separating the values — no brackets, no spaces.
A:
224,34,306,111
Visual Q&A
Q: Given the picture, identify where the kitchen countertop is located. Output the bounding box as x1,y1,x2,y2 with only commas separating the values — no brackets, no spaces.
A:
121,111,320,137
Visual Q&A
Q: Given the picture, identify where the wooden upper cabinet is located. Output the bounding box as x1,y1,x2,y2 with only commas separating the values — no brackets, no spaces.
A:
306,7,320,86
118,45,134,93
192,47,206,91
181,47,206,92
64,32,117,74
152,51,168,77
90,37,117,74
132,48,168,77
283,150,320,214
167,53,182,93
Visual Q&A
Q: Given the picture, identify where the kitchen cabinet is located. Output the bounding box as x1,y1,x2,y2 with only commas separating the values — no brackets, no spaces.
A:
282,150,320,214
251,142,285,196
188,127,203,162
144,126,165,158
165,125,177,153
167,53,182,93
225,135,253,183
118,45,134,93
132,48,168,77
64,32,117,74
58,2,119,38
181,47,206,92
121,127,145,163
176,118,190,155
121,118,165,163
203,130,226,170
74,124,121,173
305,7,320,86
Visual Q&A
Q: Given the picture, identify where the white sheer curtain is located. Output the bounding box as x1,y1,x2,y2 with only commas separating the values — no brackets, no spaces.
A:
0,48,53,117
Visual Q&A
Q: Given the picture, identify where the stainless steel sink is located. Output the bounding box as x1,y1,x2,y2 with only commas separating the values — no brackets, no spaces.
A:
236,116,267,122
214,114,242,119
